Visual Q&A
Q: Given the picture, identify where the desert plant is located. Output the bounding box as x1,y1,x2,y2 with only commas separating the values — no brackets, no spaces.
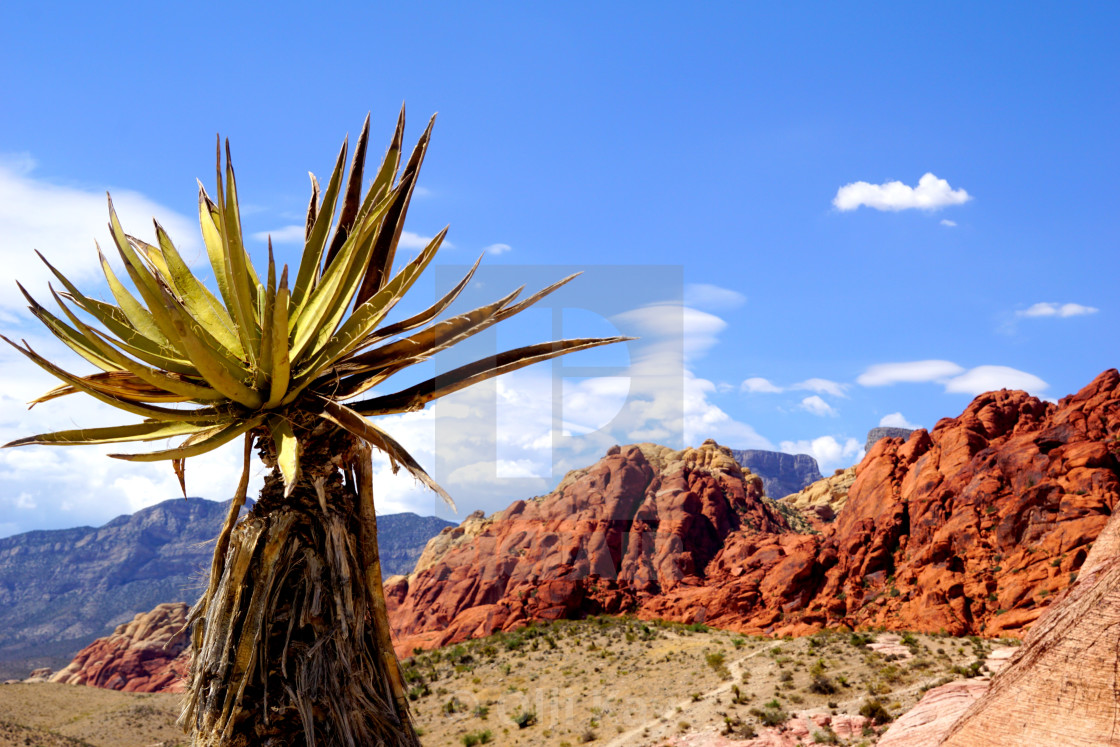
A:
859,697,893,724
2,110,625,745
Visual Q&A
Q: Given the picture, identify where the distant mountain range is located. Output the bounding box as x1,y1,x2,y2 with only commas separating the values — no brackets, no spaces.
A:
729,449,822,498
0,498,452,679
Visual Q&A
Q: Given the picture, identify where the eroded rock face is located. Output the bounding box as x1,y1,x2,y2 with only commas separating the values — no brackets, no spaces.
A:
388,440,787,653
779,466,857,527
821,369,1120,638
938,494,1120,746
50,603,189,693
876,679,989,747
390,371,1120,651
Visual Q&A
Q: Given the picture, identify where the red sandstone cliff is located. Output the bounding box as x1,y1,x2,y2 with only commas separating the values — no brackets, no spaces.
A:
49,602,189,693
389,370,1120,653
386,442,789,653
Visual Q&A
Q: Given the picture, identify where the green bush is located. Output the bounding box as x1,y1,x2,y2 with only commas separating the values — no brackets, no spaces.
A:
749,700,788,727
859,698,893,724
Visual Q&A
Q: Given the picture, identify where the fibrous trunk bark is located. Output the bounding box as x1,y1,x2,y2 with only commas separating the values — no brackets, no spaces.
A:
180,419,420,746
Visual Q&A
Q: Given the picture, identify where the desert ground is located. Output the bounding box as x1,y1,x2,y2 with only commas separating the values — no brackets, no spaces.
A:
0,616,1012,747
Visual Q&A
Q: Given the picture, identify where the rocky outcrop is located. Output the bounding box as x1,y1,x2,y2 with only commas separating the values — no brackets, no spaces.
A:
0,501,451,679
865,427,915,454
939,486,1120,745
387,440,787,653
779,466,857,527
876,680,989,747
409,510,491,576
50,603,189,693
730,450,823,499
390,371,1120,651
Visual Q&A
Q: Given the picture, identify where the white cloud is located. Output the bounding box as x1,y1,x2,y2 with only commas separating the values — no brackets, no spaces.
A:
879,412,919,429
684,283,746,311
833,173,971,212
0,156,202,314
482,243,511,255
792,378,849,398
252,224,305,244
739,376,849,398
940,219,957,227
943,365,1048,396
399,230,454,251
741,377,783,393
857,359,1047,398
1017,302,1099,319
779,436,864,473
799,395,837,417
857,360,965,386
614,303,727,363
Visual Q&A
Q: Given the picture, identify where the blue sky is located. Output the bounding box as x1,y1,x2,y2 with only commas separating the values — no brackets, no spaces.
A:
0,3,1116,535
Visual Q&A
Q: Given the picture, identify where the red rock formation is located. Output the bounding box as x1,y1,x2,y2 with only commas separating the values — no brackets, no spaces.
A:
390,371,1120,653
388,441,788,653
936,477,1120,745
50,602,189,693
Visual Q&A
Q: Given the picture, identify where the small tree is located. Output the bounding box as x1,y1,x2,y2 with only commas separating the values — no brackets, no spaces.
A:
3,109,627,745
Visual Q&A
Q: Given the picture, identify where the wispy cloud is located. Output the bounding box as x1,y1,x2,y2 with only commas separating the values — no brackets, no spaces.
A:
400,230,454,250
856,360,965,386
684,283,746,311
741,377,783,393
833,173,971,212
1016,302,1099,318
483,243,511,255
943,365,1048,396
252,224,304,244
857,360,1048,397
740,376,848,397
940,219,957,227
793,378,849,398
799,395,837,417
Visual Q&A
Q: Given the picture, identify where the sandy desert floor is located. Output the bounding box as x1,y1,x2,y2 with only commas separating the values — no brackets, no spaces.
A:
0,617,1013,747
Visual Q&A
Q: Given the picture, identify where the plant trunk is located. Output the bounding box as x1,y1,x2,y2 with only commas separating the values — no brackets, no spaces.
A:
180,419,421,747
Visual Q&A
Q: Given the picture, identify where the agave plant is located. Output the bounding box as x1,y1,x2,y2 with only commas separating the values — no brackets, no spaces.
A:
3,109,628,746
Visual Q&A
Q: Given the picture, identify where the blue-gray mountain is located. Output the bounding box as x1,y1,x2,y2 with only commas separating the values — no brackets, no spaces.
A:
729,449,823,499
0,498,452,679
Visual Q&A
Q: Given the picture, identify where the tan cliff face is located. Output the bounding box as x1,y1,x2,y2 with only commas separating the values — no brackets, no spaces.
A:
388,370,1120,654
779,465,857,526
